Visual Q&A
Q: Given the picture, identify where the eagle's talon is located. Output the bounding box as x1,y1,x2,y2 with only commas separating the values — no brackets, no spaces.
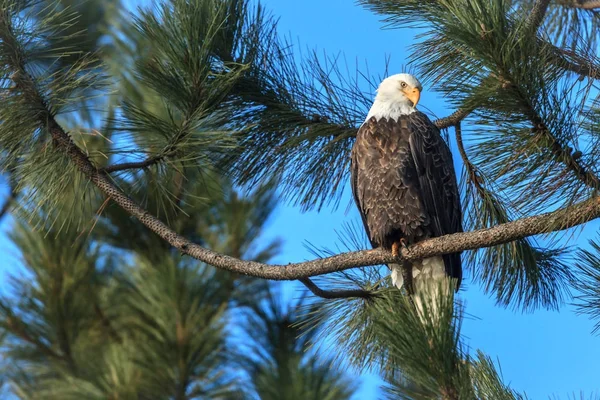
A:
392,239,408,258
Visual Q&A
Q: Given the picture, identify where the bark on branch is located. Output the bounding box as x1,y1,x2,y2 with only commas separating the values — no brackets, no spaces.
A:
433,108,473,130
14,102,600,280
527,0,552,31
560,0,600,9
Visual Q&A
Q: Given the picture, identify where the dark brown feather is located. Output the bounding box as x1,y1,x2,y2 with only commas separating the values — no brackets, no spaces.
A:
350,112,463,287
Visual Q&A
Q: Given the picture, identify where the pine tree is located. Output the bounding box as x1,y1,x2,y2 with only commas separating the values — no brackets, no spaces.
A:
0,0,356,398
1,0,600,398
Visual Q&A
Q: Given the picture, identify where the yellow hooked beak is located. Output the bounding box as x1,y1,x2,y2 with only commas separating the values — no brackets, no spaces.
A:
403,86,421,107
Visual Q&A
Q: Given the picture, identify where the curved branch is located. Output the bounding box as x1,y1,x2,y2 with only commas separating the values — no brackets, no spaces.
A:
454,122,485,194
22,110,600,280
27,98,600,280
299,278,374,299
433,108,473,130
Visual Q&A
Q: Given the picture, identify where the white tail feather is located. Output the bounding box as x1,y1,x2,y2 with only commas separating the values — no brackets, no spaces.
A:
391,256,453,324
390,263,404,289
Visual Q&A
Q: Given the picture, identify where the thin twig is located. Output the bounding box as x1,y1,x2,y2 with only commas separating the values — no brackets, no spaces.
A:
6,317,66,362
101,155,164,173
299,277,374,299
454,123,485,193
0,183,16,221
94,304,122,344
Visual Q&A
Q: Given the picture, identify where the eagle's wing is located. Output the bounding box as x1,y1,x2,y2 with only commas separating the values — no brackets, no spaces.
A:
351,122,374,247
408,112,463,286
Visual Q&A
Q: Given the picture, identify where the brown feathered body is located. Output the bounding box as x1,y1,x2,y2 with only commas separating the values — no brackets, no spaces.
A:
350,112,463,289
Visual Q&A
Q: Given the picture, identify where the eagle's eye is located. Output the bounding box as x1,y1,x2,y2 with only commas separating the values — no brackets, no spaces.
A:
400,81,407,88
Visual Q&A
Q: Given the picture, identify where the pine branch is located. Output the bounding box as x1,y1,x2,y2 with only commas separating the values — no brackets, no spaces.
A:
455,123,483,193
13,100,600,281
442,100,599,202
573,239,600,332
299,278,374,299
5,50,600,281
527,0,552,31
101,155,164,173
511,82,600,190
433,108,473,130
471,350,526,399
550,42,600,79
559,0,600,9
527,0,550,32
4,6,600,284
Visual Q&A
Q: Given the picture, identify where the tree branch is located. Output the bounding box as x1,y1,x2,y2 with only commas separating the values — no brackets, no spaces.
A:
299,278,374,299
14,95,600,281
550,43,600,80
527,0,552,31
490,54,600,190
520,95,600,190
101,155,164,173
23,98,600,280
433,108,473,130
559,0,600,9
454,122,486,194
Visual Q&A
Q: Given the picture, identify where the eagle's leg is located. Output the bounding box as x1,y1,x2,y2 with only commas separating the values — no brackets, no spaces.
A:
391,239,409,258
392,242,399,257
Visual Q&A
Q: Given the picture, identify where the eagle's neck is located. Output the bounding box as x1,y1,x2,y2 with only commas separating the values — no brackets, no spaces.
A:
365,98,416,122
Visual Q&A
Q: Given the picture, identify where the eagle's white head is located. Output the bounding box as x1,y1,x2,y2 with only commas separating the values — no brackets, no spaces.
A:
365,73,423,122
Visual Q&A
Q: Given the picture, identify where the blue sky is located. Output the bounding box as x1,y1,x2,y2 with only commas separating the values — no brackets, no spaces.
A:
257,0,600,399
1,1,599,399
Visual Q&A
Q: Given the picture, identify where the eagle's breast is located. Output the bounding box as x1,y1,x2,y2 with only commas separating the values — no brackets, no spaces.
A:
351,115,431,249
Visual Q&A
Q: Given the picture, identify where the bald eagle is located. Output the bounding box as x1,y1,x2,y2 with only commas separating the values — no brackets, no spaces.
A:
350,73,462,297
